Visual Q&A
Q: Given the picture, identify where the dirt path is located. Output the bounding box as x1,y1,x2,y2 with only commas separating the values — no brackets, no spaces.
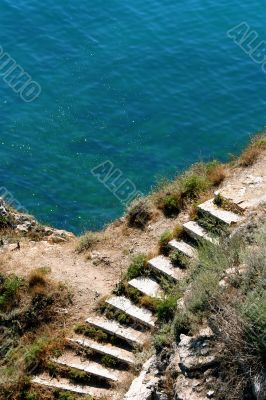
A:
0,211,187,325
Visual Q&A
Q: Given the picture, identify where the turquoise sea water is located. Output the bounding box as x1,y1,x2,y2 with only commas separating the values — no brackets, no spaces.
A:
0,1,266,233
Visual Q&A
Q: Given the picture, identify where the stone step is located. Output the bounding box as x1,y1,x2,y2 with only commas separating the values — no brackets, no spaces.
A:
32,373,109,397
183,221,217,244
148,255,184,281
86,316,145,347
68,336,135,366
106,296,156,328
52,351,119,382
198,198,243,225
168,239,197,259
128,277,163,298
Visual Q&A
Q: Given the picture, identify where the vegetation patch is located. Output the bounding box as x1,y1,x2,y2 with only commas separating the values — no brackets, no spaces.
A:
0,269,70,399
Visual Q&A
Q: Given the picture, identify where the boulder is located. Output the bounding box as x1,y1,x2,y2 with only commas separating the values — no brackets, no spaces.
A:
124,356,159,400
178,328,217,375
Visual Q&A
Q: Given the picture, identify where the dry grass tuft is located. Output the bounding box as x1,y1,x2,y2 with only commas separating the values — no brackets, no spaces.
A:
76,231,100,253
207,163,226,186
126,197,153,229
239,133,266,167
28,269,48,289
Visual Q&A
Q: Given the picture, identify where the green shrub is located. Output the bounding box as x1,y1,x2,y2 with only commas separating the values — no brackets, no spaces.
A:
24,337,50,371
55,391,75,400
101,355,118,368
196,213,228,236
160,194,181,217
0,275,22,309
186,270,220,315
125,253,148,280
153,323,173,351
116,310,131,325
23,391,38,400
0,214,13,229
181,174,209,200
126,287,142,303
241,289,266,359
213,192,224,207
156,296,178,322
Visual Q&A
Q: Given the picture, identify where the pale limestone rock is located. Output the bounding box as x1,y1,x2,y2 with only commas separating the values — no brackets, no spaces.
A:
178,329,216,373
123,356,159,400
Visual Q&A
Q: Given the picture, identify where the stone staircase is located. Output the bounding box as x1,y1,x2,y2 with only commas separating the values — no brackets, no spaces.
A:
32,196,244,399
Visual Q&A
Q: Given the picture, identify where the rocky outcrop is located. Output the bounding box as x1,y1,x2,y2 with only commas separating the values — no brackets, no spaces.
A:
166,328,219,400
0,197,75,243
123,356,160,400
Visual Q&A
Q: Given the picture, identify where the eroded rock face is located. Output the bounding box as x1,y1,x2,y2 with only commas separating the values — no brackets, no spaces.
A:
166,327,218,400
0,197,75,243
124,356,160,400
178,328,217,375
0,199,8,216
174,374,208,400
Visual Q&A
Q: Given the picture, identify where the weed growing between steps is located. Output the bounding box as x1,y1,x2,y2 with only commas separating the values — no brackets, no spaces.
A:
0,267,72,400
213,193,244,215
74,324,109,342
195,212,229,237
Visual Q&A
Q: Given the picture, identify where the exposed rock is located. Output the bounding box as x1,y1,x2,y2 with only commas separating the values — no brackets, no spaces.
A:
0,200,8,216
166,328,218,400
178,328,217,375
124,356,159,400
91,251,111,266
253,371,266,400
47,234,68,244
156,392,169,400
174,374,208,400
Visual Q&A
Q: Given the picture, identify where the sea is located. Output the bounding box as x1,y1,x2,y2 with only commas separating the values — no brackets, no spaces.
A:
0,0,266,233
